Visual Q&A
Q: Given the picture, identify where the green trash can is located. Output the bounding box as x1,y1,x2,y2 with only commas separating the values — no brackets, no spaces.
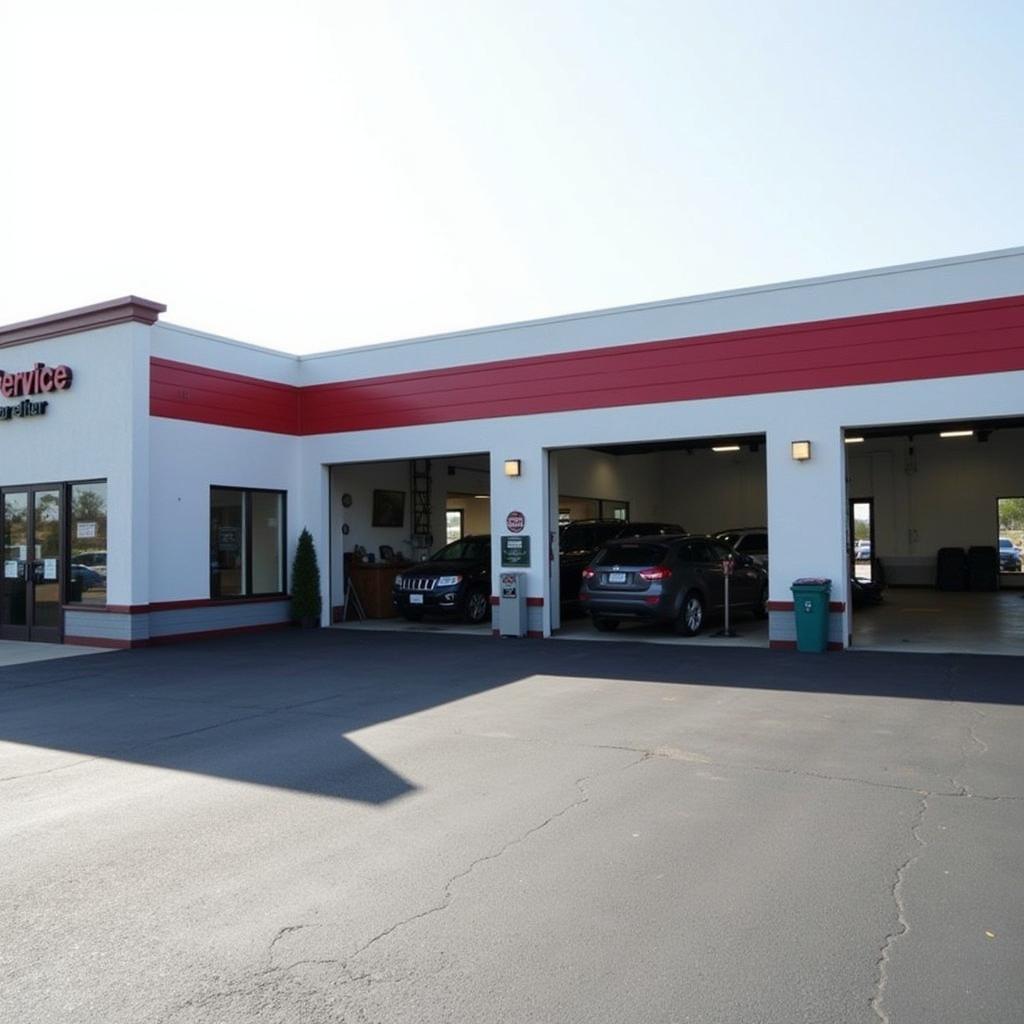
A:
791,578,832,652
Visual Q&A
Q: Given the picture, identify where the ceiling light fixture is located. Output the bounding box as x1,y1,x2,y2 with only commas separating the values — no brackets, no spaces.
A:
940,430,974,438
844,436,865,444
712,445,740,453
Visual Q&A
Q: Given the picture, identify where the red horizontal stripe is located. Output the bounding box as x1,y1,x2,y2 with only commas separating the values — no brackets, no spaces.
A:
149,295,1024,435
769,640,845,651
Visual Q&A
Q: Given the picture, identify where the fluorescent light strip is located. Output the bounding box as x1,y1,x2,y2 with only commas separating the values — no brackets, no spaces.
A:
844,436,865,444
940,430,974,438
711,445,740,452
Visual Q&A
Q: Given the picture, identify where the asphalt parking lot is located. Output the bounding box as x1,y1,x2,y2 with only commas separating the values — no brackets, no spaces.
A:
2,632,1022,1024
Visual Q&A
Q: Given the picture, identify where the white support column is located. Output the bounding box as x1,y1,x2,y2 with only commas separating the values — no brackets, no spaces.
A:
548,449,561,631
489,446,552,637
765,426,850,649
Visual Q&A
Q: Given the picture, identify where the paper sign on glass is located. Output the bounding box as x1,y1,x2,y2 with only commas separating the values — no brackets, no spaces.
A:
43,558,58,580
77,522,97,539
4,561,18,579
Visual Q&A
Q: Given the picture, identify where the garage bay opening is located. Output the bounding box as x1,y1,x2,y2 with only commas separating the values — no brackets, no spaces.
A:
329,453,492,634
844,417,1024,656
550,435,768,646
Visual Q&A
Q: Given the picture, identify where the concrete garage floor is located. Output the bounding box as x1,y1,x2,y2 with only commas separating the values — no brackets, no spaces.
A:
556,608,769,647
854,588,1024,656
2,631,1023,1024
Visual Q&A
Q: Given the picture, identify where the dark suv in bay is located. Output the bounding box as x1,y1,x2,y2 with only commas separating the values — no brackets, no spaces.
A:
392,535,491,624
579,534,767,634
559,519,685,605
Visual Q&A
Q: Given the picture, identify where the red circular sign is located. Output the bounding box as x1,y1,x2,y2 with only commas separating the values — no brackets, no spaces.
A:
506,510,526,533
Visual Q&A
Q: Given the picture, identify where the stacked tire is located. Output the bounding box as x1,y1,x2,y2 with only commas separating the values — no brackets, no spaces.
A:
936,547,968,591
967,546,999,591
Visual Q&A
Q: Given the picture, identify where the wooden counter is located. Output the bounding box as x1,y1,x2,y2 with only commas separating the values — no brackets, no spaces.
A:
347,562,410,619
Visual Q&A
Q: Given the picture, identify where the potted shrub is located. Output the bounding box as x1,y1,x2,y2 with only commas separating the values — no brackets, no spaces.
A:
291,528,323,628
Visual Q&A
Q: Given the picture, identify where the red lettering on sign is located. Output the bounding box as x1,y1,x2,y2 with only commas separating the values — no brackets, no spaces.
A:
0,363,73,399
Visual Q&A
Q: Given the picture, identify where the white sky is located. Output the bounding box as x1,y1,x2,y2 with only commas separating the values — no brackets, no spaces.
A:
1,1,1022,354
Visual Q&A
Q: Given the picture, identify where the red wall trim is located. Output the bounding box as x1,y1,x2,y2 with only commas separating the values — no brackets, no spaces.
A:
525,597,545,607
770,639,845,652
64,621,292,650
767,600,846,612
150,357,300,435
63,595,290,615
64,635,141,649
150,295,1024,435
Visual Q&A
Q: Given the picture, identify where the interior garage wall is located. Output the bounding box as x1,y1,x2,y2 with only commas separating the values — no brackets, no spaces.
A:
447,494,490,535
556,447,767,534
657,448,767,534
847,428,1024,585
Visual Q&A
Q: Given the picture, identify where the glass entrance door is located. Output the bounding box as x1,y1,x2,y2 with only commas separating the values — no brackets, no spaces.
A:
1,486,63,643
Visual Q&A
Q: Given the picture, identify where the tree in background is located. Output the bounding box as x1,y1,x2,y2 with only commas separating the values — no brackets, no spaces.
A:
290,528,322,627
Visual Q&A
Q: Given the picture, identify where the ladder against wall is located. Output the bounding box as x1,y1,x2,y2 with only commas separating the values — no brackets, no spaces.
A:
411,458,433,553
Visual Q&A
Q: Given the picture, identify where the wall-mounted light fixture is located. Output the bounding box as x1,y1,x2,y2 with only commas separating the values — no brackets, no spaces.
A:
791,440,812,461
844,436,865,444
504,459,522,477
939,430,973,438
711,445,740,453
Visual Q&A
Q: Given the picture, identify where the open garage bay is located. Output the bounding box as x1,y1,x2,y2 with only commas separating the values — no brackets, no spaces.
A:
2,631,1022,1024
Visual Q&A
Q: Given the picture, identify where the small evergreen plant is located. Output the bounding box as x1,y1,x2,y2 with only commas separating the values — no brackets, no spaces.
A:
291,528,322,626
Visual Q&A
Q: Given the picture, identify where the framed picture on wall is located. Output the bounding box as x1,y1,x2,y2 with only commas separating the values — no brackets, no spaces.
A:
372,489,405,528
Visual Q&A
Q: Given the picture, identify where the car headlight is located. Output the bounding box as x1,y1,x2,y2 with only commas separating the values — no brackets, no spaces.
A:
436,575,462,587
394,575,404,587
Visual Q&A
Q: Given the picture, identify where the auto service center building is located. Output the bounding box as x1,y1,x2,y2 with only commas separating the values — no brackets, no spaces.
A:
2,246,1023,651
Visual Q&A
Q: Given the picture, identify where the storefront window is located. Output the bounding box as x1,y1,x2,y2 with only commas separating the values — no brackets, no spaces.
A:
68,481,108,605
210,488,285,598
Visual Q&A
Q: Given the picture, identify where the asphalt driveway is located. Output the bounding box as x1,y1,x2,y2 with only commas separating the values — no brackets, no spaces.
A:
1,632,1022,1023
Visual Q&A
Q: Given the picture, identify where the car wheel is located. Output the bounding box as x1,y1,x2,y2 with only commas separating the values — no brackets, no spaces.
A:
591,616,620,632
754,585,768,619
463,588,490,625
676,591,705,636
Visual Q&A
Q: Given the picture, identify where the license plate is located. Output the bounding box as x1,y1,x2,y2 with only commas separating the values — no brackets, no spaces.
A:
608,572,627,584
409,593,424,604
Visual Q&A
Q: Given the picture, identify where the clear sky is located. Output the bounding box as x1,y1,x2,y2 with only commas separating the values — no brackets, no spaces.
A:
1,1,1022,353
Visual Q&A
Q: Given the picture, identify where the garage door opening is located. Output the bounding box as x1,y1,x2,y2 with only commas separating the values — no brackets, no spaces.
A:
328,454,492,635
550,434,768,646
844,417,1024,656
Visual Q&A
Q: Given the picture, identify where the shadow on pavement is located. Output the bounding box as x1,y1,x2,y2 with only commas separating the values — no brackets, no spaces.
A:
1,629,1020,804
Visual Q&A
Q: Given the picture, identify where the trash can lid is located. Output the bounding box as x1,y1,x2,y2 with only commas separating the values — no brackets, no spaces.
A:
792,578,831,586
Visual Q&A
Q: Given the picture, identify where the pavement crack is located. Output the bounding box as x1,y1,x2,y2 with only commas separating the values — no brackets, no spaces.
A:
271,753,646,977
0,755,98,784
871,791,929,1024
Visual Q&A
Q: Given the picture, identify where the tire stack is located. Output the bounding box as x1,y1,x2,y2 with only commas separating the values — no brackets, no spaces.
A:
936,547,968,591
967,546,999,591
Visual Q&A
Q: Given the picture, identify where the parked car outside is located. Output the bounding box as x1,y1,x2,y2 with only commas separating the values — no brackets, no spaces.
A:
392,535,491,623
70,564,105,592
999,537,1023,572
74,550,107,577
854,539,872,560
559,519,685,605
579,534,767,635
714,527,769,569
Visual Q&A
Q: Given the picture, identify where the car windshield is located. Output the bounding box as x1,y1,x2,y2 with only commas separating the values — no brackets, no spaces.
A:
430,537,489,561
716,532,741,548
595,543,668,567
1000,538,1014,550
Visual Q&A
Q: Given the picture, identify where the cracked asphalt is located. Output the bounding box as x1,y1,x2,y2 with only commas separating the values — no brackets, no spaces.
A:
1,631,1022,1024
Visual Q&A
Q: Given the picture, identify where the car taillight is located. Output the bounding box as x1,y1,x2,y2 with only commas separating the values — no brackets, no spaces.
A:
639,566,672,581
581,568,596,579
